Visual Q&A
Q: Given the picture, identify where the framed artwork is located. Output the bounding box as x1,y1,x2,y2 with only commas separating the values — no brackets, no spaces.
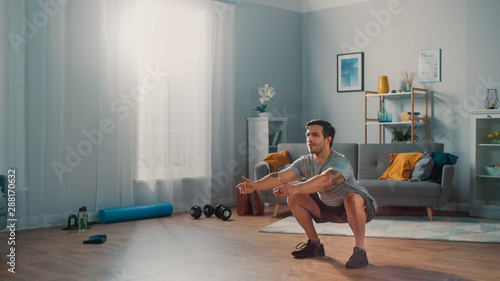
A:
337,52,364,92
418,49,441,82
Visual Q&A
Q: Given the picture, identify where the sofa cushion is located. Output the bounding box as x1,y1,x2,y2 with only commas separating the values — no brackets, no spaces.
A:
332,143,359,179
358,143,444,180
277,143,309,162
0,196,6,212
379,152,422,180
410,152,434,181
359,179,442,198
0,174,6,214
427,152,459,183
263,150,290,172
277,164,291,171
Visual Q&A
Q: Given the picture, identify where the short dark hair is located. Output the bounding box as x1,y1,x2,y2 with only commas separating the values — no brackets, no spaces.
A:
305,119,336,147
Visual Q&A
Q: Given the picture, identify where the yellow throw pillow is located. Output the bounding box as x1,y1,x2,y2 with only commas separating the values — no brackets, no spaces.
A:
379,152,422,180
263,150,290,173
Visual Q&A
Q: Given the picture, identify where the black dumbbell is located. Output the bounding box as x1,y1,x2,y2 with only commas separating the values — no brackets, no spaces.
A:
214,205,232,221
190,204,215,219
203,204,215,217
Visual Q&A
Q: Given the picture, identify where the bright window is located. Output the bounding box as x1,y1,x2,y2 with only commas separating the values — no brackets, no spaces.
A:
134,0,211,180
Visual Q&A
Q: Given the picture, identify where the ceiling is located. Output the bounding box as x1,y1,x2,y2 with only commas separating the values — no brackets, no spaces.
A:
244,0,373,13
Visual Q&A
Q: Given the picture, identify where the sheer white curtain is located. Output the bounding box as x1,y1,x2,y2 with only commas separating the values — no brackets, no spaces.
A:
27,0,71,226
1,0,236,230
0,1,28,191
134,0,212,182
99,0,234,211
1,0,71,229
211,1,237,205
97,0,138,211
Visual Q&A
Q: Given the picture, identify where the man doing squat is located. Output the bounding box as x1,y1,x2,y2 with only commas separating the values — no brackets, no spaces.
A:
236,119,377,268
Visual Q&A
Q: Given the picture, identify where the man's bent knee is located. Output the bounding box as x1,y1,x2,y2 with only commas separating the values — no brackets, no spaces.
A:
287,193,311,207
287,194,321,218
343,193,365,209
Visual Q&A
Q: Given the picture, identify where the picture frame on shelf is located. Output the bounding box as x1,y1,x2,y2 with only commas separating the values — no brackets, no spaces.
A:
418,49,441,83
337,52,364,92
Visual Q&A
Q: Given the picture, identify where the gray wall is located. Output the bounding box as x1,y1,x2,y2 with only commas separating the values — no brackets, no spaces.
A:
235,0,500,208
13,0,500,211
302,0,469,205
234,1,303,183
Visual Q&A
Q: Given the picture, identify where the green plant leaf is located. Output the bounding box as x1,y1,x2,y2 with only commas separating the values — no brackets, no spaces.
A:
390,127,419,143
255,104,267,112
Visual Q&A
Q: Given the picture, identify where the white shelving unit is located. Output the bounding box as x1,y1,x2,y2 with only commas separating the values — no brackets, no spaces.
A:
364,88,428,143
469,110,500,219
247,117,288,180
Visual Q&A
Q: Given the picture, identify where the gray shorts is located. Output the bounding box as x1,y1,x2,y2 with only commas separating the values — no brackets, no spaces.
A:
309,192,376,224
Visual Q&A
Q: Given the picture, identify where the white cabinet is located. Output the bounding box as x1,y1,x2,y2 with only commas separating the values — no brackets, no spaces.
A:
469,110,500,219
247,117,288,180
364,88,428,143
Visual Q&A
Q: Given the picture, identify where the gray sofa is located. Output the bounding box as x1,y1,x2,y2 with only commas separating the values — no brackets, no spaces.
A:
0,175,8,231
254,143,455,220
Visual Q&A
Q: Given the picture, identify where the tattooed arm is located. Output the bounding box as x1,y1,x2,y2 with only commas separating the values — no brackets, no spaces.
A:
325,169,345,186
273,169,345,197
236,169,299,195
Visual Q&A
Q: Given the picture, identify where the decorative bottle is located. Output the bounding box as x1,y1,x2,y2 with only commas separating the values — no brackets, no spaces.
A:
78,206,88,232
378,101,387,122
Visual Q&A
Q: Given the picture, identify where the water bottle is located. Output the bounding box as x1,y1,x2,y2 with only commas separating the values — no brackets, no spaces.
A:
378,101,387,122
78,206,88,232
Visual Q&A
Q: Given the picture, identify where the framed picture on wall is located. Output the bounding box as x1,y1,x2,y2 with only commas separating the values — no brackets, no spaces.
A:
337,52,364,93
418,49,441,82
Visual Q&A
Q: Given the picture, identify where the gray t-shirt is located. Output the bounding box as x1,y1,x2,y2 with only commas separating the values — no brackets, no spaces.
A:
288,151,377,209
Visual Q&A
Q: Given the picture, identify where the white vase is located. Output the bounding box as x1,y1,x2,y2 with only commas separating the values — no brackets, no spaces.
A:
258,112,273,117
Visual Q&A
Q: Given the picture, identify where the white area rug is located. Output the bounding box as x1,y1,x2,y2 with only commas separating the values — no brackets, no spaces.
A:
259,216,500,243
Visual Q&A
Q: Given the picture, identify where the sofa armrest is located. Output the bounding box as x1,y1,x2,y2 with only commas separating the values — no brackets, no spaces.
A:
254,161,271,181
437,165,455,208
0,175,6,197
254,161,271,203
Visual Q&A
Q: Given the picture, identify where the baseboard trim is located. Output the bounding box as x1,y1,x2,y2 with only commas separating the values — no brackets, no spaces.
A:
438,202,470,213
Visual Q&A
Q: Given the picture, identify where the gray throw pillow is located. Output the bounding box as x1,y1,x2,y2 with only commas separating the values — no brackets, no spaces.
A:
277,164,291,171
410,152,434,181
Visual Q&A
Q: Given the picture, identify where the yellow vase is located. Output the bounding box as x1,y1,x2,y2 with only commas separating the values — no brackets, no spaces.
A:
377,76,389,94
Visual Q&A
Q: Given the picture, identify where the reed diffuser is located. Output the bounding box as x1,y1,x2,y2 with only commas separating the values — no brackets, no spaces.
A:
401,71,415,92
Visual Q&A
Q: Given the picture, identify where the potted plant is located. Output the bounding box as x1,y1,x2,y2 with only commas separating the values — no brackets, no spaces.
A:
488,130,500,143
255,84,276,117
390,127,419,143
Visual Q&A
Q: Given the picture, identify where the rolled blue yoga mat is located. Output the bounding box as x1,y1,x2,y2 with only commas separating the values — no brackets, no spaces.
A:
98,203,173,224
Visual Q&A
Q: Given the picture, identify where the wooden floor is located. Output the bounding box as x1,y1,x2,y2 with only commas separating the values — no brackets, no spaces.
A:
0,205,499,281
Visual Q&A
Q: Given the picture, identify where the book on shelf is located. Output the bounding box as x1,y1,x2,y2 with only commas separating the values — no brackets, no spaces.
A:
271,130,281,146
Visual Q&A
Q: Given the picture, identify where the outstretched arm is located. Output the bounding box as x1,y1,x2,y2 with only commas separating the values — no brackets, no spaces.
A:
236,169,299,195
273,169,344,198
